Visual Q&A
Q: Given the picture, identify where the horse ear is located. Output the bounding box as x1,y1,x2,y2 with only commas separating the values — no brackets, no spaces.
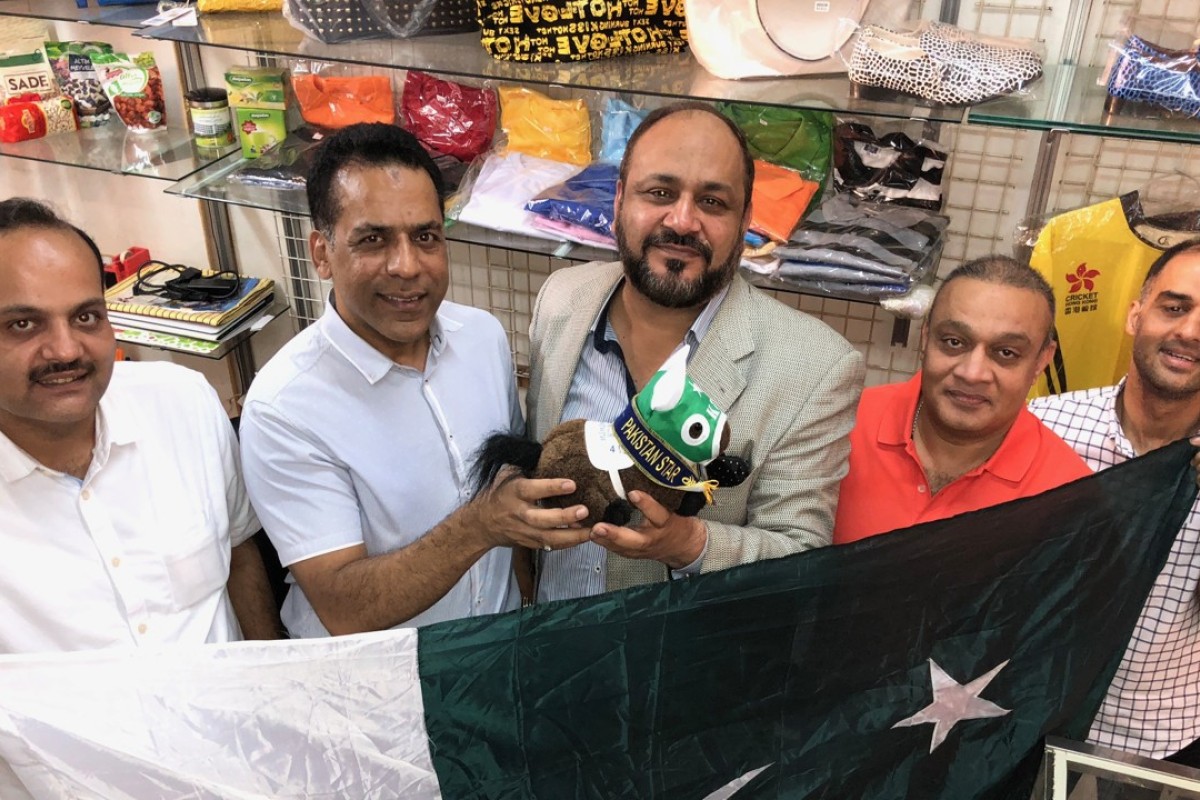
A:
649,348,688,412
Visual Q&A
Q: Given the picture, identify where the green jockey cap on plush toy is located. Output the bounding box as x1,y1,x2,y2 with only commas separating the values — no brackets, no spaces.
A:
606,347,727,503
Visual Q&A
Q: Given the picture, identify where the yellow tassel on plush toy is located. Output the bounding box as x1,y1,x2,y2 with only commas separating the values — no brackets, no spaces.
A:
197,0,283,12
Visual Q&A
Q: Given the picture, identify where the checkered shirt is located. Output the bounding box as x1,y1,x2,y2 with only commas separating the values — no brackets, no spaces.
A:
1030,381,1200,758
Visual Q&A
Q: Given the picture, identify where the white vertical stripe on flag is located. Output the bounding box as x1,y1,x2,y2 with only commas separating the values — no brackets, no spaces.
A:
0,630,442,800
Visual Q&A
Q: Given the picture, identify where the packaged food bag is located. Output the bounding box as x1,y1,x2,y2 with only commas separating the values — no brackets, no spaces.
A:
0,40,59,104
93,51,166,132
0,95,78,143
46,41,114,128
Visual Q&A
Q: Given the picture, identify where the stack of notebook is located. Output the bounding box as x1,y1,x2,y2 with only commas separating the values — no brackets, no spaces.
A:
105,272,276,342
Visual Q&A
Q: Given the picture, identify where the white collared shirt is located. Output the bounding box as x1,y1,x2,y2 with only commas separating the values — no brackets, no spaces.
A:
0,361,258,654
240,301,523,637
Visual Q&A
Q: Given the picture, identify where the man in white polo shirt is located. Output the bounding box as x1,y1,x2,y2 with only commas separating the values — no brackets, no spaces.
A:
0,198,279,653
239,124,588,638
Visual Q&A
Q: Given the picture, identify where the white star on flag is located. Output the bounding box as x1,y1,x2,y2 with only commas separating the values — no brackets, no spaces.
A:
892,658,1011,752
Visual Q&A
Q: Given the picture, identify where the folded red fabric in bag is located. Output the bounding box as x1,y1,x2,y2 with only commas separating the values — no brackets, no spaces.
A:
401,70,497,162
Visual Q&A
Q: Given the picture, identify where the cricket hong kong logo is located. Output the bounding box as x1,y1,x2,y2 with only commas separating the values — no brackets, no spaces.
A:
1063,263,1100,316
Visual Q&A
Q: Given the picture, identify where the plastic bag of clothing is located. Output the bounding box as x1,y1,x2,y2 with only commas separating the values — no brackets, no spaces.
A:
457,150,582,240
401,70,497,163
834,119,948,210
773,194,948,300
749,161,820,243
499,86,591,166
598,97,650,164
525,163,618,237
718,103,833,191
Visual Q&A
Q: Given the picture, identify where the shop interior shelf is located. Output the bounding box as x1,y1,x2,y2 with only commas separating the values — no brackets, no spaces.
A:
166,149,614,262
0,118,237,181
164,147,920,313
5,2,1199,144
967,64,1200,145
112,297,291,360
139,12,964,125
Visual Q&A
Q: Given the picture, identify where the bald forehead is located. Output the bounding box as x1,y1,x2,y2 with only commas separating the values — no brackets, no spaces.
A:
629,110,740,160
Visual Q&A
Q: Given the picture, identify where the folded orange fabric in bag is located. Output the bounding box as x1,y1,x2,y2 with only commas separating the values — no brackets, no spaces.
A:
293,74,395,128
750,160,820,243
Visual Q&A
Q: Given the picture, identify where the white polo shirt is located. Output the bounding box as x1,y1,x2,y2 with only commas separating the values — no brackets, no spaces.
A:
0,361,258,654
240,301,522,637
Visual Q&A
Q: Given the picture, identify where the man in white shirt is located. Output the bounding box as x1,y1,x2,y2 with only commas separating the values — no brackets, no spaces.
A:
0,197,279,653
239,123,588,638
1030,238,1200,770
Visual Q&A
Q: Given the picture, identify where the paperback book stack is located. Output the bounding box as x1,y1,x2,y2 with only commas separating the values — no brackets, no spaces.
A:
105,272,276,352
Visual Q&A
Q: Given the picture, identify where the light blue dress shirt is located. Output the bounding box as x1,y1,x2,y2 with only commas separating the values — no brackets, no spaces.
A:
537,279,729,602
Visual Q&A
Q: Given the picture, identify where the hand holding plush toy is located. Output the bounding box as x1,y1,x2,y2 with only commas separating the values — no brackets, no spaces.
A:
471,348,750,528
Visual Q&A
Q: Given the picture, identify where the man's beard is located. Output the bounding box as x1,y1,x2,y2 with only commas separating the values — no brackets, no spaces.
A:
618,226,740,309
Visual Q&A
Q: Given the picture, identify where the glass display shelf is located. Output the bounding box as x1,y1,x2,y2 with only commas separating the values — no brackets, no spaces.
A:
112,297,290,360
0,0,161,28
0,118,237,181
135,11,965,125
166,149,618,262
969,64,1200,144
6,1,1200,143
167,150,926,318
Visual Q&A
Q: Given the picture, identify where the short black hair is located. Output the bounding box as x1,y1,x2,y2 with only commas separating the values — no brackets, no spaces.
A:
618,101,755,214
1141,238,1200,295
0,197,105,285
306,123,445,240
931,255,1057,348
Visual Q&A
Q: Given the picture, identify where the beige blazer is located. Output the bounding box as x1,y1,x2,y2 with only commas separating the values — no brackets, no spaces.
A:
527,261,865,592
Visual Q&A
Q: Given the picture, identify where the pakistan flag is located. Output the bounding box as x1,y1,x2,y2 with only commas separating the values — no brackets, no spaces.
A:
1,442,1195,799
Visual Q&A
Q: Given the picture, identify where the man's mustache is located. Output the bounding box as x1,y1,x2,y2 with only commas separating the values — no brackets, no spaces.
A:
643,229,713,265
30,360,94,383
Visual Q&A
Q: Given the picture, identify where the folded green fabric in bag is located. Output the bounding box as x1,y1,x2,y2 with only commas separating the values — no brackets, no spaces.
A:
718,103,833,197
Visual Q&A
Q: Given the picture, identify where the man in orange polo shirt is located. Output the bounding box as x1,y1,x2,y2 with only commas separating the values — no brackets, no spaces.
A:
833,255,1091,544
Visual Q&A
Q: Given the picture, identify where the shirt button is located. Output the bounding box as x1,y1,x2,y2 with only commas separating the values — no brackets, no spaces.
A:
137,623,147,635
594,565,602,573
111,557,121,568
81,489,91,501
917,485,926,493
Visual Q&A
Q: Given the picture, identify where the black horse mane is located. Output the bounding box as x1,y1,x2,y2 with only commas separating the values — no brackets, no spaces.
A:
468,433,544,498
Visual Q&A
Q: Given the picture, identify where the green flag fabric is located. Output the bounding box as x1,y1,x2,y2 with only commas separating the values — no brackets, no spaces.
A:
418,439,1197,799
0,442,1192,799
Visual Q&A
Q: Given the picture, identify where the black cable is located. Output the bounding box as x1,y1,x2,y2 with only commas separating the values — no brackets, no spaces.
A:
133,260,241,303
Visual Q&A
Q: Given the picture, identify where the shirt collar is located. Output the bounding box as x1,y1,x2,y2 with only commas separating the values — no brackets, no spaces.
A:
877,371,1042,483
590,278,732,354
0,388,134,483
319,295,459,385
1105,378,1136,458
877,373,923,447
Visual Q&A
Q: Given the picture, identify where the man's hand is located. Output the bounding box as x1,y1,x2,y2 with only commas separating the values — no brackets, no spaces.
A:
589,490,707,570
471,472,591,552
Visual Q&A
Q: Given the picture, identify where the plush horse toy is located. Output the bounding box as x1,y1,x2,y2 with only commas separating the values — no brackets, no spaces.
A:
472,348,750,527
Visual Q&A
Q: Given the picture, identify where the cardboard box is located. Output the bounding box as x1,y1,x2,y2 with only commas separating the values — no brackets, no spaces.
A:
233,107,287,158
225,67,288,159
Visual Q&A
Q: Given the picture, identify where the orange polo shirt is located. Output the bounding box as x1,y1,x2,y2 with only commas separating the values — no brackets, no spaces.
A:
833,374,1092,544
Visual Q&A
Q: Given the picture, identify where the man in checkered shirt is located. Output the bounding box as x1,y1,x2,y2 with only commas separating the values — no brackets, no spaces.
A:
1029,239,1200,768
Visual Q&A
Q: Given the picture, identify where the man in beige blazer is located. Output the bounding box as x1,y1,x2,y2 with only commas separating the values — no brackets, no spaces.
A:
528,101,865,600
